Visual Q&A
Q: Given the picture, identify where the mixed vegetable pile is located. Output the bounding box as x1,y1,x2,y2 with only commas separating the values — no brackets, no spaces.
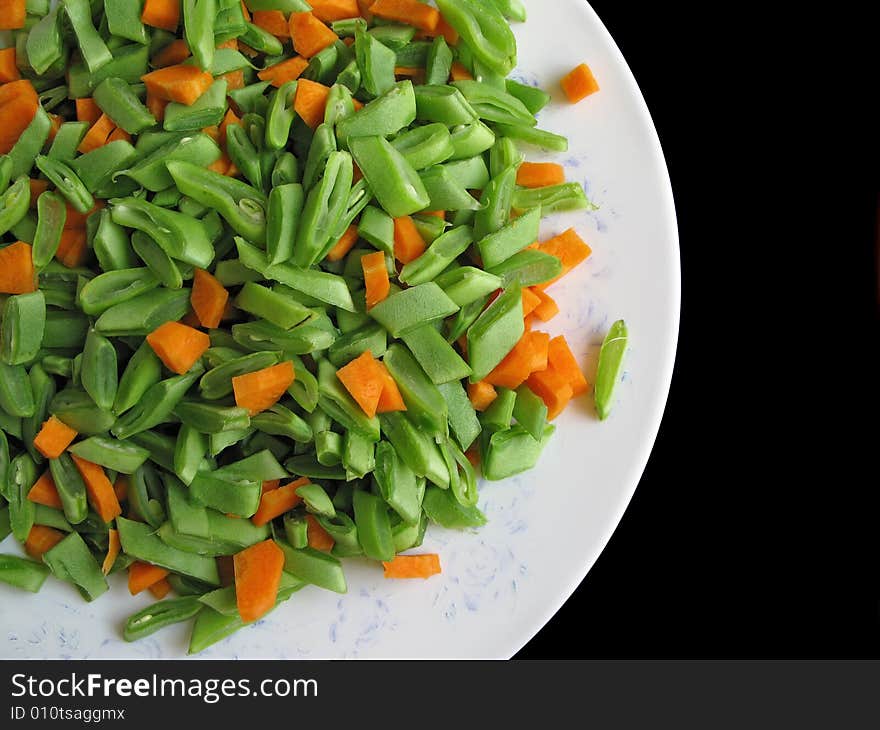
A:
0,0,626,653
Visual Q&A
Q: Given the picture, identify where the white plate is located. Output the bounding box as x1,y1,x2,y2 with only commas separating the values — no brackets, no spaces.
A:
0,0,679,659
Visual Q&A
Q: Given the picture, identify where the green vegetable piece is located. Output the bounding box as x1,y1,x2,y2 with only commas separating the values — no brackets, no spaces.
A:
434,266,502,308
117,516,221,584
1,291,46,366
316,359,381,442
124,597,204,642
352,489,394,562
426,35,453,86
32,192,67,270
379,412,449,488
399,225,473,286
42,530,109,601
49,452,88,525
164,79,228,132
63,0,113,74
337,80,416,145
487,249,563,288
435,0,516,76
369,283,459,338
50,388,115,435
111,367,204,440
422,484,486,528
94,287,190,337
391,122,455,171
513,384,549,440
482,423,555,480
373,440,424,525
401,325,472,385
594,320,628,420
477,205,542,270
0,362,35,418
0,177,31,236
0,555,50,593
173,401,251,434
278,542,347,594
113,340,163,415
183,0,216,71
199,351,281,401
466,280,524,382
481,387,516,432
418,164,481,211
348,135,430,218
355,23,397,98
8,453,37,541
493,123,569,152
80,329,118,411
437,380,481,451
93,78,157,134
104,0,149,43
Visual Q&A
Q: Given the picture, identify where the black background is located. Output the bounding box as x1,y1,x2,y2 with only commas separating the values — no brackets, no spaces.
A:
516,3,879,658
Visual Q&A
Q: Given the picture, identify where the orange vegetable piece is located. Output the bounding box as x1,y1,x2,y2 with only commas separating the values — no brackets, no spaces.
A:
362,250,390,309
28,178,49,207
289,11,338,58
146,320,211,375
234,539,285,622
261,479,281,494
0,80,38,154
218,107,241,144
149,578,172,599
216,555,235,586
306,514,334,552
141,0,180,32
222,69,245,90
521,287,541,318
239,0,251,21
527,367,574,420
336,351,386,418
356,0,373,22
114,475,129,503
251,477,308,527
128,561,170,595
145,91,168,122
71,455,123,523
102,528,120,575
152,38,190,68
32,415,78,460
393,215,426,264
382,554,441,579
141,64,213,105
55,228,89,267
526,330,550,373
27,471,63,510
0,48,21,82
257,55,310,87
75,97,102,125
252,9,290,37
449,61,472,81
107,126,131,143
548,336,589,396
369,0,439,32
536,228,592,288
24,525,65,559
293,78,331,129
467,381,498,411
376,362,407,413
47,113,63,141
326,224,360,262
561,62,600,103
431,15,459,45
310,0,359,21
77,113,115,153
0,0,25,30
484,332,536,389
421,210,445,219
62,200,103,230
532,288,559,322
0,241,36,294
179,308,202,328
232,361,295,415
516,162,566,189
207,151,233,175
191,268,229,329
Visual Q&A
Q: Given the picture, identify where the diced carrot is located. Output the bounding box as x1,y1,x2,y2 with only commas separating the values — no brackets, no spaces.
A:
465,445,480,467
114,475,129,503
261,479,281,494
369,0,439,32
27,470,63,510
251,478,308,527
306,514,334,552
326,224,360,262
218,107,241,145
0,80,38,154
239,0,251,21
526,330,550,373
207,151,233,175
145,91,168,122
71,454,123,523
561,62,600,103
548,336,589,396
536,228,592,288
179,308,202,329
376,361,407,413
352,98,364,111
527,367,574,420
352,159,363,180
191,268,229,329
432,14,458,45
216,38,238,51
55,228,89,268
0,241,36,294
141,0,180,32
47,113,62,141
310,0,359,21
232,361,296,415
149,578,172,599
0,0,25,30
421,210,445,219
382,554,441,579
77,113,115,153
516,162,566,189
336,350,386,418
449,61,473,81
293,78,331,129
521,287,542,318
252,9,290,37
395,66,425,82
141,64,213,105
289,11,338,58
234,539,285,622
468,380,498,411
237,40,259,58
102,528,120,575
24,525,65,559
532,288,559,321
257,55,310,87
28,178,48,207
152,38,190,68
63,199,104,230
393,215,426,264
0,48,21,82
362,250,390,309
216,555,235,587
222,69,245,90
128,561,170,595
146,320,211,375
75,98,102,125
484,333,535,389
356,0,373,21
107,126,131,143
